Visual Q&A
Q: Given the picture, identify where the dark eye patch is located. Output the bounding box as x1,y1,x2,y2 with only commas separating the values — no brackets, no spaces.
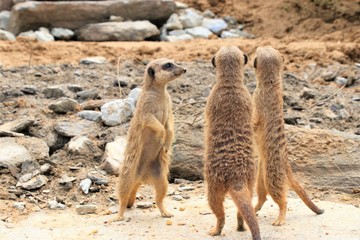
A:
162,62,173,70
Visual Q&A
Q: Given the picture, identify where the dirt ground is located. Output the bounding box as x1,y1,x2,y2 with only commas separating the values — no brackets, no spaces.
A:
0,0,359,239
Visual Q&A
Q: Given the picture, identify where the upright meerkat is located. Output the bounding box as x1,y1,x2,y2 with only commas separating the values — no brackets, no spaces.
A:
252,46,324,226
112,58,186,221
204,46,261,240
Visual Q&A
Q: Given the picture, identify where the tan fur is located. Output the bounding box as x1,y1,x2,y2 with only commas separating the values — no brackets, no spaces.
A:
252,46,324,226
204,46,261,240
112,58,186,221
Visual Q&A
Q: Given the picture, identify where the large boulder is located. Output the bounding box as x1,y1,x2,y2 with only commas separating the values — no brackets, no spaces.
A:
0,0,12,11
170,124,360,194
8,0,176,35
0,137,49,168
77,21,159,41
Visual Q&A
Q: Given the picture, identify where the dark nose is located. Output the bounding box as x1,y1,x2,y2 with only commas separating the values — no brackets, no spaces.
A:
183,69,187,73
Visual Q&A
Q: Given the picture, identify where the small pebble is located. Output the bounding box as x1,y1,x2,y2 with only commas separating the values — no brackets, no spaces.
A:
136,202,153,209
166,220,173,225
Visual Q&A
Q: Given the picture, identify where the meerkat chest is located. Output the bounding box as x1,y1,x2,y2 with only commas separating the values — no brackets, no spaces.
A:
152,96,170,125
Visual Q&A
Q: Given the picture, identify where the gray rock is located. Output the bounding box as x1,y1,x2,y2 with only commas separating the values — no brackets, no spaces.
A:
51,27,74,40
13,202,26,210
300,87,316,99
136,202,153,209
164,13,182,31
109,15,124,22
20,160,40,175
352,96,360,101
178,186,195,192
18,175,48,190
80,56,107,65
0,130,24,137
0,29,15,40
80,178,92,194
0,118,34,133
18,30,36,39
77,110,102,122
202,9,215,18
165,34,193,42
67,136,103,161
223,16,238,25
48,200,66,210
202,18,228,35
76,204,97,215
323,109,338,119
170,127,204,181
8,0,176,35
185,26,212,39
172,195,183,201
309,118,323,123
67,85,84,93
0,137,49,167
335,76,349,87
76,89,99,100
0,10,10,30
77,21,160,41
21,85,38,95
43,86,66,99
88,173,109,186
54,120,99,138
49,98,80,114
58,175,76,184
221,29,255,39
35,27,55,42
168,30,187,36
321,69,338,81
101,99,135,126
100,136,127,175
175,1,188,9
179,8,203,28
40,163,52,174
128,87,142,105
339,109,350,119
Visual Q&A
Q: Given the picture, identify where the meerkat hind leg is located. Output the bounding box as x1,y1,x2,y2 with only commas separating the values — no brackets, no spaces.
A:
255,165,267,213
237,210,246,231
270,191,287,226
207,183,226,236
110,191,131,222
127,182,141,208
153,175,173,218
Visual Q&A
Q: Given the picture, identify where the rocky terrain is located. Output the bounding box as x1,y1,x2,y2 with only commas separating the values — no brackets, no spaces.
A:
0,0,359,239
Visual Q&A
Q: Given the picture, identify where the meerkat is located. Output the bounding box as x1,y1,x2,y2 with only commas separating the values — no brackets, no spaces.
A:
204,45,261,240
112,58,186,221
252,46,324,226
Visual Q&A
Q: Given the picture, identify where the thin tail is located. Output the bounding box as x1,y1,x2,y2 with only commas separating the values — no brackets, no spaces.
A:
229,187,261,240
286,165,324,214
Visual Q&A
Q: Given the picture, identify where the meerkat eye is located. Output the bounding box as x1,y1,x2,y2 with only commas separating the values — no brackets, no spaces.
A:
162,63,173,70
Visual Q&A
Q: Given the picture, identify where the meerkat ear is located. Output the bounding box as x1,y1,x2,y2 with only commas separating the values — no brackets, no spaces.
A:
211,56,216,68
243,54,248,65
147,67,155,79
253,57,257,69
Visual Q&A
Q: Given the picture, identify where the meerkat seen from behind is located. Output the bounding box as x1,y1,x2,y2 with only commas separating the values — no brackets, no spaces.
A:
252,46,324,226
204,45,261,240
112,58,186,222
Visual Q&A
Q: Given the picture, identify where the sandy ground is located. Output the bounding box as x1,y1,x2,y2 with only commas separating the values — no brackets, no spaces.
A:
1,185,359,240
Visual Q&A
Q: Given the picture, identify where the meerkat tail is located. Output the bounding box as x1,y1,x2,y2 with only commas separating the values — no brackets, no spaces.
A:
286,166,324,214
228,187,261,240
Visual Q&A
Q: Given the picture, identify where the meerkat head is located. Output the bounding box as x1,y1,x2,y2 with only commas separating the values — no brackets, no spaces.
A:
211,45,248,73
144,58,186,87
253,46,284,84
